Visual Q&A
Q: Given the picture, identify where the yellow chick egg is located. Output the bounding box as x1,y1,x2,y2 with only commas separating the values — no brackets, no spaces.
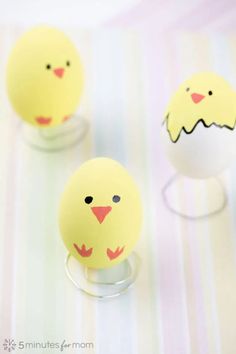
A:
161,72,236,178
6,26,84,128
59,158,143,269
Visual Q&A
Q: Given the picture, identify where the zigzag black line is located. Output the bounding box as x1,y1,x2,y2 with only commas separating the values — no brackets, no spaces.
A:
163,113,236,143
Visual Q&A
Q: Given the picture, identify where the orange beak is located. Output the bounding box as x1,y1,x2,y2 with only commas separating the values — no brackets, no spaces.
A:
53,67,64,78
91,206,112,224
191,93,205,104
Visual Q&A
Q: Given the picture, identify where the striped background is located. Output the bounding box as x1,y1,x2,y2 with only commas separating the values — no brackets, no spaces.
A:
1,7,236,354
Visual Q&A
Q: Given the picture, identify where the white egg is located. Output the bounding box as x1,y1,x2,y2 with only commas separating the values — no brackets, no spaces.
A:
161,121,235,179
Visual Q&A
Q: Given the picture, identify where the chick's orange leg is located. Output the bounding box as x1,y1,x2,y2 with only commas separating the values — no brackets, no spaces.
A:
107,246,125,261
35,116,52,125
63,115,71,123
74,243,93,257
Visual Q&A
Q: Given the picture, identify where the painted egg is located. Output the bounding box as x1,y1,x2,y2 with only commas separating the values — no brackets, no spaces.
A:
6,26,84,128
59,158,143,269
161,72,236,178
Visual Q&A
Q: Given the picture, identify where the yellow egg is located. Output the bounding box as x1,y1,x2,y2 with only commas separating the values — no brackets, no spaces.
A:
161,72,236,178
6,26,84,128
165,72,236,142
59,158,143,269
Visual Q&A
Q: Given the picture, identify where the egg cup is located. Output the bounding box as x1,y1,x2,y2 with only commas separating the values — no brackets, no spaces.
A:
162,173,227,219
65,251,141,299
22,114,89,152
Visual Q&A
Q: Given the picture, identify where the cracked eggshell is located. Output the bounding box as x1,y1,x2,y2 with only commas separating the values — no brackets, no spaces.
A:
161,72,236,179
161,121,235,179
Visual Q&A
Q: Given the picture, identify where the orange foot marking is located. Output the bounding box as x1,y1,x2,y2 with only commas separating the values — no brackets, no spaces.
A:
63,115,71,123
74,243,93,257
107,246,125,260
36,116,52,125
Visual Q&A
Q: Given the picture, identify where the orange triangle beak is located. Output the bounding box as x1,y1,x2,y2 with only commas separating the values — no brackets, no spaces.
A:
91,206,112,224
53,67,64,78
191,93,205,103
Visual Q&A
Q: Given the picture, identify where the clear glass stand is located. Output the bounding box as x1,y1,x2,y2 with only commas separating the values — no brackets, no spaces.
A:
162,173,227,220
22,115,89,152
65,252,141,299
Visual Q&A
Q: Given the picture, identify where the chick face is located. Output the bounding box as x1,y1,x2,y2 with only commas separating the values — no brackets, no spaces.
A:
164,72,236,143
59,158,143,269
7,26,84,128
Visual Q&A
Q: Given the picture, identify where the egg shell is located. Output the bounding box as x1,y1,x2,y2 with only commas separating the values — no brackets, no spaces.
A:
59,158,143,269
161,122,235,178
6,26,84,128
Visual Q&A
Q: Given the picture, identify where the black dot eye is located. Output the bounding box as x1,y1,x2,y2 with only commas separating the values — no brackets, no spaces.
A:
186,87,190,92
112,195,121,203
66,61,70,67
208,90,213,95
46,64,51,70
84,196,93,204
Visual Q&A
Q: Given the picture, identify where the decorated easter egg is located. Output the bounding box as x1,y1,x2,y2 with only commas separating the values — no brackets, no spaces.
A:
59,158,143,269
7,26,84,128
161,72,236,178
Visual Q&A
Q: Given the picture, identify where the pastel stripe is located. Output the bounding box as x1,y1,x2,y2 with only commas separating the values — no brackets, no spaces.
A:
123,31,161,354
143,33,191,354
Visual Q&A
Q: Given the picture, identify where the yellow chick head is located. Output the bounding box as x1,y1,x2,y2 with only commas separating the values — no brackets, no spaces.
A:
59,158,143,269
164,72,236,142
6,26,84,128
